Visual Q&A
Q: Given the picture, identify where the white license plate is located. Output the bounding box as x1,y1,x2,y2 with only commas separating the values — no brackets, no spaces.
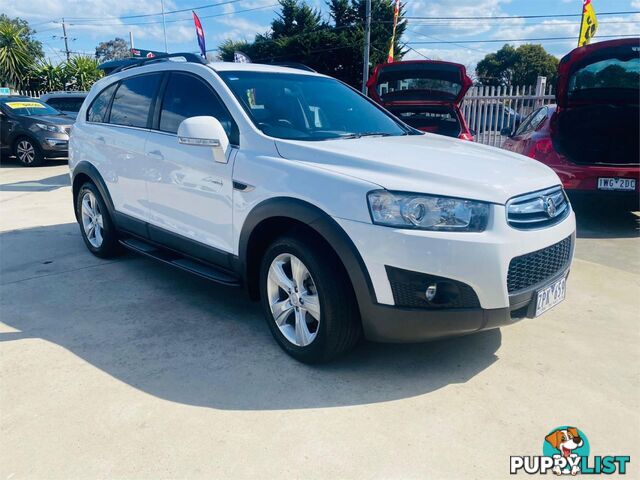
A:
535,276,567,317
597,177,636,191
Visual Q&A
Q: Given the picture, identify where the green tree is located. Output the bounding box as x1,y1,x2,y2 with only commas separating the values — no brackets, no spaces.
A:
0,15,44,59
95,37,131,63
32,60,67,91
65,56,103,90
0,20,34,88
476,43,558,87
218,0,406,89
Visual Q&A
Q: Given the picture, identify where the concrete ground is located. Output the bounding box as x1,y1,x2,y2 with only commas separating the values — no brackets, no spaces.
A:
1,159,638,479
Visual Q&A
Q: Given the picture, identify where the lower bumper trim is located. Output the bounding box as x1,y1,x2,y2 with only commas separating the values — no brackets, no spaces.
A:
360,304,518,343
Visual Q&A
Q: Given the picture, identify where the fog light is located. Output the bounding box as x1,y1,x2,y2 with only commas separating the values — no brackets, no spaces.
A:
425,283,437,302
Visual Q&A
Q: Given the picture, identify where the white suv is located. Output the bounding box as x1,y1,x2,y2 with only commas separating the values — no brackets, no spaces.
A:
69,54,576,363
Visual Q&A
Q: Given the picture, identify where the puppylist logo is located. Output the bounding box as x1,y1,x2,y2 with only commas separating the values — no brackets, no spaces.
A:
510,426,631,475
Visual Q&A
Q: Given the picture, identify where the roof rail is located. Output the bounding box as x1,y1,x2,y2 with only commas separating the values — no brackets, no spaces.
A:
111,53,207,74
267,62,316,72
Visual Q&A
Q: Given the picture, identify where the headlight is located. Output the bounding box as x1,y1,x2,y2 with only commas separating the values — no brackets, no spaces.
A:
367,190,490,232
35,123,64,133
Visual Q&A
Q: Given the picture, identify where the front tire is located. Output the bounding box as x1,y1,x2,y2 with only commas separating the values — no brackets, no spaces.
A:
14,137,44,167
259,234,361,363
75,182,120,258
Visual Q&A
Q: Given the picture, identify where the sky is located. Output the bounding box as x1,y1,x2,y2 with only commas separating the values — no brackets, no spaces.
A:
2,0,639,70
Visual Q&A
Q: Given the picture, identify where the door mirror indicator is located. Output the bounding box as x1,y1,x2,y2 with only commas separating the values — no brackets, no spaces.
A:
177,116,230,163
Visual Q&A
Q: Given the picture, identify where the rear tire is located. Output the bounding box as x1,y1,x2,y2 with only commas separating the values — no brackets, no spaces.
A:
259,234,361,363
75,182,120,258
14,137,44,167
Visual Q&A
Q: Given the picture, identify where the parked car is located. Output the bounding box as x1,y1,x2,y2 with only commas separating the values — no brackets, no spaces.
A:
40,91,87,119
70,53,575,363
367,60,474,141
0,95,72,166
477,104,522,133
503,38,639,196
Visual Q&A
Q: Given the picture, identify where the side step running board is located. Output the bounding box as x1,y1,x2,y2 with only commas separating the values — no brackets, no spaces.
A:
120,237,241,287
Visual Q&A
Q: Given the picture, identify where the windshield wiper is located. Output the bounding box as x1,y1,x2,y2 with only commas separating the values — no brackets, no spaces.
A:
338,132,394,139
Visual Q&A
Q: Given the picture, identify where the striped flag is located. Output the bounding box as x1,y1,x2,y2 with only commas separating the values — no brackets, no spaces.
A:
387,0,401,63
193,11,206,58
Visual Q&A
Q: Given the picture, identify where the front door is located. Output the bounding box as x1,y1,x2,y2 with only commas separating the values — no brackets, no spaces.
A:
144,71,239,256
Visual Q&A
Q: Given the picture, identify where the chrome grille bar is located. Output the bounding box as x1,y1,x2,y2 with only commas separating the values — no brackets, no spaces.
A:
506,186,570,230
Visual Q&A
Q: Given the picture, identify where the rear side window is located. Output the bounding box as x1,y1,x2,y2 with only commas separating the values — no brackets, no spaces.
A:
110,74,162,128
514,107,547,136
159,72,239,144
87,84,117,123
47,97,85,112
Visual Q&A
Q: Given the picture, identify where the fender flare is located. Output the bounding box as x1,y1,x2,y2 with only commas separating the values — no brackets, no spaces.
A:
71,161,116,221
238,197,377,308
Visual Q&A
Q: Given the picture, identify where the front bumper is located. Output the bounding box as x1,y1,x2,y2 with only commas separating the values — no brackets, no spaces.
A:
336,205,576,342
35,131,69,157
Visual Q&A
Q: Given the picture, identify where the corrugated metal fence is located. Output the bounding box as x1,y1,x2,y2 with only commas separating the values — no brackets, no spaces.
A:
461,76,556,147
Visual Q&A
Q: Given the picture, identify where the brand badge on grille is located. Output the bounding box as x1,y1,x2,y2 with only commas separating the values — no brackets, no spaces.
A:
543,196,557,218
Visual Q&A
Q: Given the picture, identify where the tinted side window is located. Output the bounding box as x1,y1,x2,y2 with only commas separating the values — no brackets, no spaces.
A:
159,72,238,144
110,74,161,128
47,97,85,112
87,83,117,123
528,107,548,131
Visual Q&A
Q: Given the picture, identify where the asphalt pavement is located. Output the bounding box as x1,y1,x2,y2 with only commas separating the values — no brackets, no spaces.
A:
1,159,638,479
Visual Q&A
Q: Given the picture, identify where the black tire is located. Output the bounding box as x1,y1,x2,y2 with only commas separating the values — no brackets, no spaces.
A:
13,137,45,167
259,234,361,363
75,182,120,258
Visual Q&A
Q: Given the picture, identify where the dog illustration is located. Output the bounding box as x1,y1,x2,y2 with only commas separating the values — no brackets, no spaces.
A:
545,427,584,475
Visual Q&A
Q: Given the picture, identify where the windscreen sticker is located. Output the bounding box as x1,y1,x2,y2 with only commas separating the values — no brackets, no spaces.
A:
5,101,46,109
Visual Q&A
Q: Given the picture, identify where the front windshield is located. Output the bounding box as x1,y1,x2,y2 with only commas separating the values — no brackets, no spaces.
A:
218,71,409,141
1,100,61,116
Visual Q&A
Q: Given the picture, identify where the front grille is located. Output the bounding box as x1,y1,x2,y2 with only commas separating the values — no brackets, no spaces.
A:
506,186,570,230
507,236,572,293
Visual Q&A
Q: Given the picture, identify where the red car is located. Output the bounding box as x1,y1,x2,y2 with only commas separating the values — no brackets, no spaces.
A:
503,38,639,196
367,60,474,141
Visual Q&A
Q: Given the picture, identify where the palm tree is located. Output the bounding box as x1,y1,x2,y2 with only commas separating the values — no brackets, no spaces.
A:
64,56,102,91
32,60,67,91
0,20,33,88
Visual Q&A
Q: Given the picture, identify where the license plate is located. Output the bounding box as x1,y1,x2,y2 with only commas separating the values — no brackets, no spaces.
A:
535,276,567,317
597,177,636,191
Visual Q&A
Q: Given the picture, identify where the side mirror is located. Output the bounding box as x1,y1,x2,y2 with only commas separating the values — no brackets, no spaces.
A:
177,116,229,163
500,127,513,137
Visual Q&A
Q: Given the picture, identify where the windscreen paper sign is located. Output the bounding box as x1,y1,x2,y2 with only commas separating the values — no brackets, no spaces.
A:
6,102,46,109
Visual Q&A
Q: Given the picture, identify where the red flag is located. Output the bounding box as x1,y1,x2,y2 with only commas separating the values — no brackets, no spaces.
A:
193,11,206,58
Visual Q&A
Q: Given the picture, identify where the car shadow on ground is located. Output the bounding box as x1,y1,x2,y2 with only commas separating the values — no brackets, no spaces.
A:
0,173,70,192
570,194,639,239
0,155,68,169
1,222,501,411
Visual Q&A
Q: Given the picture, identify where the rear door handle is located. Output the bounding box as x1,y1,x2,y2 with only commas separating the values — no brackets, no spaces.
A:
147,150,164,160
96,136,105,144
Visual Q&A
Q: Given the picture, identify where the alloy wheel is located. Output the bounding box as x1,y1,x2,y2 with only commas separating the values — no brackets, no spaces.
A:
267,253,321,347
80,191,104,248
16,140,36,165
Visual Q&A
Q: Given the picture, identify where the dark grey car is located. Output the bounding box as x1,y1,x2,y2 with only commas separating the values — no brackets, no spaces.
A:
0,96,73,166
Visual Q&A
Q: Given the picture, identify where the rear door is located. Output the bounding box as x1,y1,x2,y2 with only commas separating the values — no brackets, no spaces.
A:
144,71,239,256
99,73,162,226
